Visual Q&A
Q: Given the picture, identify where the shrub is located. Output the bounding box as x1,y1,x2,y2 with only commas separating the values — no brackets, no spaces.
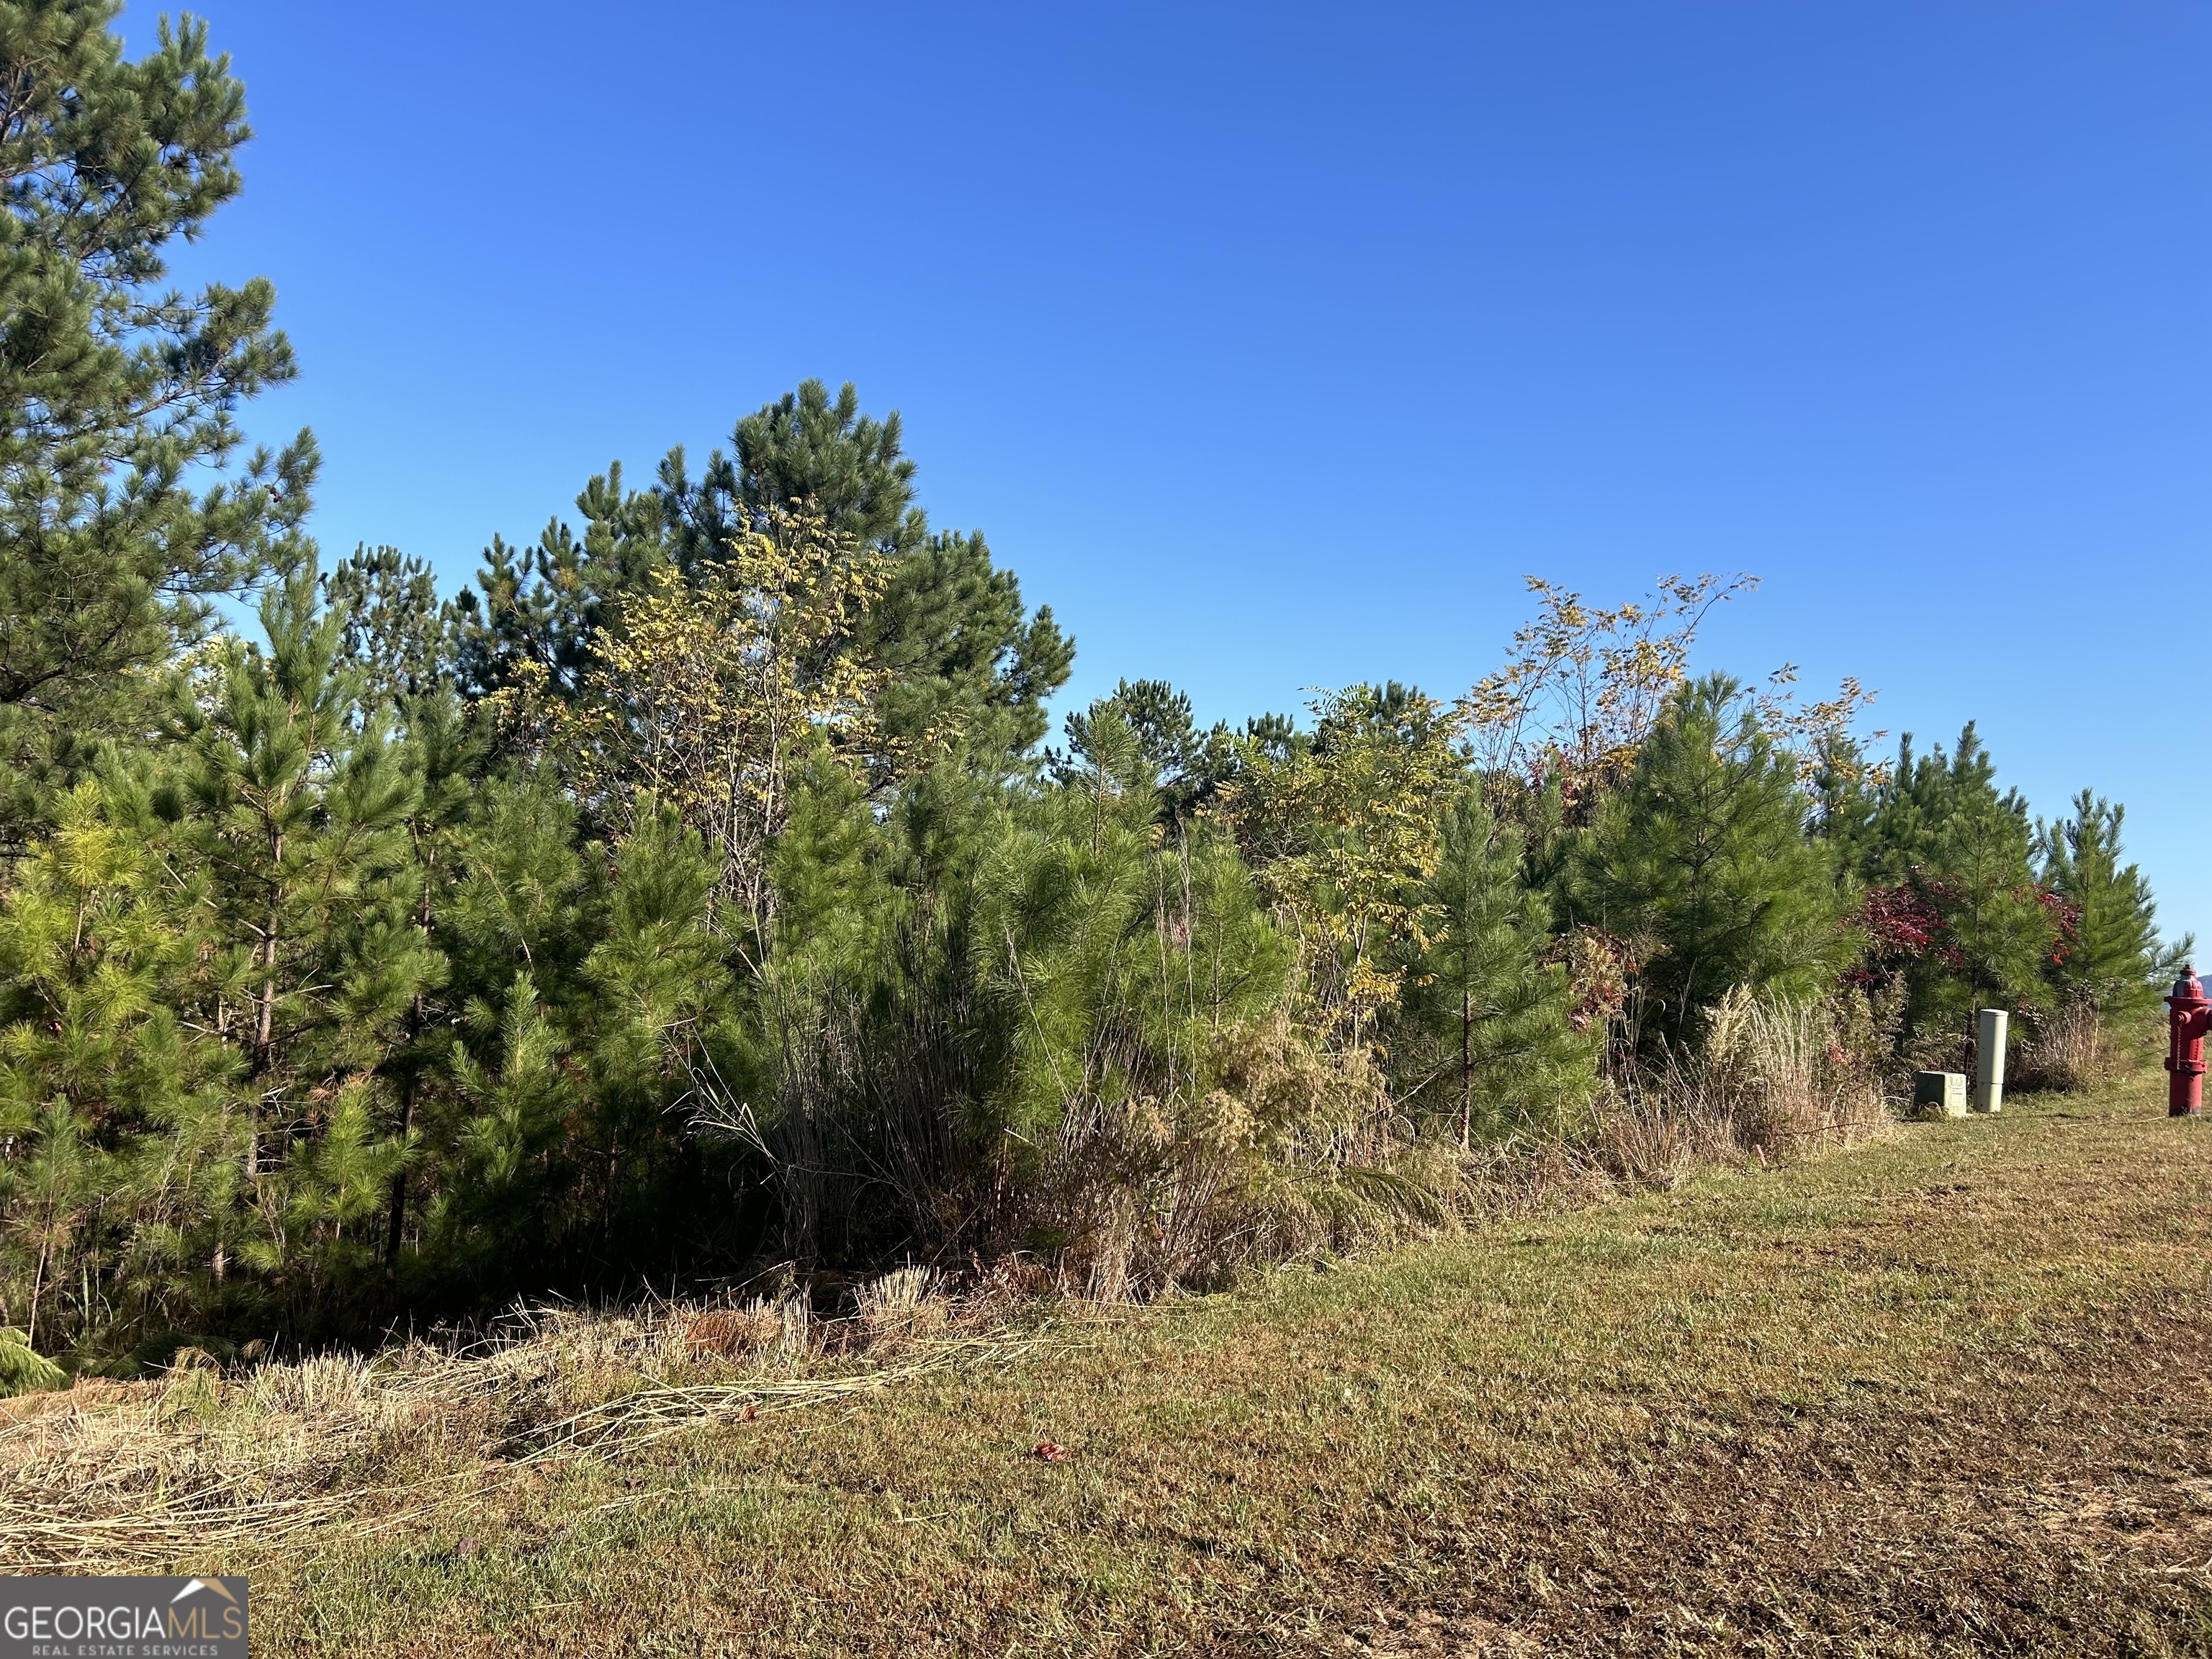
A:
0,1328,68,1398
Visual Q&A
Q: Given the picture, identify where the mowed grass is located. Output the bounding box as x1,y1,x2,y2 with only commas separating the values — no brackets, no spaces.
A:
239,1082,2212,1655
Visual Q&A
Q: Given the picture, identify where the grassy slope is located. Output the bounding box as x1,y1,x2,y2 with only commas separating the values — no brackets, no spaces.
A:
251,1083,2212,1656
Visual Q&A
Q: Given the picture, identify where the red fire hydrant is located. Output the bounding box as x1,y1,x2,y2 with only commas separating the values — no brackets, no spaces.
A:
2167,967,2209,1118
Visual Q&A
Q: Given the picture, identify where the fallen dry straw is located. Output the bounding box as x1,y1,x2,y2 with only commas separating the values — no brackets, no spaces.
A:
0,1491,349,1562
0,1272,1038,1573
523,1332,1046,1460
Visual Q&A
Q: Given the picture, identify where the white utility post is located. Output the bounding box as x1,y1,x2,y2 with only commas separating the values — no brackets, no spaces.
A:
1973,1007,2008,1113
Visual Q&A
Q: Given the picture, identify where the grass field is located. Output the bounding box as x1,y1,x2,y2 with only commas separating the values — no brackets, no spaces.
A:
212,1082,2212,1655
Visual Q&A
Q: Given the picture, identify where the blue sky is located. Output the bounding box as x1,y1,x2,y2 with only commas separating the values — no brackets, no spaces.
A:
130,2,2209,950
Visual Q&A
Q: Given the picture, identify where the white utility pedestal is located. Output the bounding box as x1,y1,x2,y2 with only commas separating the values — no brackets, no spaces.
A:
1973,1007,2008,1113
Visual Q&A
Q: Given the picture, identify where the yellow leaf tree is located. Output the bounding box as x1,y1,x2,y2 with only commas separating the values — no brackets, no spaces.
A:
559,510,890,959
1226,685,1466,1048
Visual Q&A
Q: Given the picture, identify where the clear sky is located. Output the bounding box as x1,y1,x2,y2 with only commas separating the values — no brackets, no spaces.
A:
125,2,2210,953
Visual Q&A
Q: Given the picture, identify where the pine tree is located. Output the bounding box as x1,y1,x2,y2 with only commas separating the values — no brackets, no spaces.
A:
565,802,729,1272
971,756,1290,1156
0,547,447,1351
1058,679,1239,832
1573,675,1840,1045
727,379,923,556
323,544,454,709
0,4,310,837
451,462,670,703
436,772,590,999
396,768,590,1293
858,527,1072,764
1400,788,1591,1144
373,686,482,1276
2040,792,2167,1016
0,780,236,1354
1857,724,2054,1037
425,972,577,1294
683,382,1071,763
462,383,1071,769
160,562,433,1331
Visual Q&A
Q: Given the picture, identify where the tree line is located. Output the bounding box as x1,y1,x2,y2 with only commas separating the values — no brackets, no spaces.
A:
0,4,2179,1369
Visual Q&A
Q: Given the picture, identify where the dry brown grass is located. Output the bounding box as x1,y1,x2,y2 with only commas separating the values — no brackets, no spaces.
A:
0,1268,1017,1573
2013,998,2122,1095
1591,989,1892,1188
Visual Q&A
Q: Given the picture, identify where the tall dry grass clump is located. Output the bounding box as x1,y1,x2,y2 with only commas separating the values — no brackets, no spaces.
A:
1591,989,1892,1185
852,1266,948,1346
2010,999,2116,1096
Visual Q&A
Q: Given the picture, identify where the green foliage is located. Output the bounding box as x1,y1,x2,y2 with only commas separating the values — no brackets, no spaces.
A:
428,973,577,1287
456,382,1070,770
1856,724,2056,1036
166,561,433,1089
0,770,246,1347
1059,678,1240,831
453,462,669,703
0,0,2170,1356
1573,675,1843,1045
726,378,923,555
323,544,454,708
0,562,449,1353
0,4,309,835
1395,788,1593,1143
1228,683,1468,1035
973,765,1291,1148
702,384,1073,768
862,526,1072,765
0,1326,66,1397
2040,791,2168,1015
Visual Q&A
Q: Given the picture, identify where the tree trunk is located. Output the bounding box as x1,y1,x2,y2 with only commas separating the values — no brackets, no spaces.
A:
383,995,421,1279
386,853,436,1278
1460,985,1473,1148
248,832,282,1183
